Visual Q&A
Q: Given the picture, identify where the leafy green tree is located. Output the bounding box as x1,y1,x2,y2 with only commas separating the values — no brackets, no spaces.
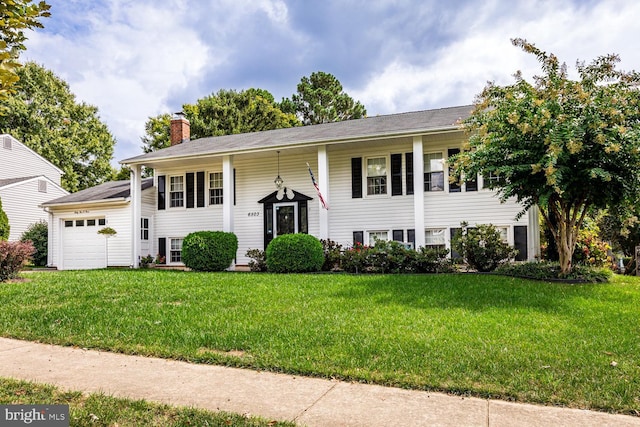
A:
142,88,299,153
452,38,640,274
20,220,47,266
598,207,640,257
0,197,9,240
0,62,116,192
288,71,366,125
0,1,50,103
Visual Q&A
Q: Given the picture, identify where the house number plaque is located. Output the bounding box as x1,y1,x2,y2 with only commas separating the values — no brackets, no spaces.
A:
248,212,260,217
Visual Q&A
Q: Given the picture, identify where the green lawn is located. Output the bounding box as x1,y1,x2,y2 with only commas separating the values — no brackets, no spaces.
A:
1,270,639,414
0,377,293,426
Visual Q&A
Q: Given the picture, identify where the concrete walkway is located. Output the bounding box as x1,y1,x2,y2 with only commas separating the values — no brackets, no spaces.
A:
0,338,638,427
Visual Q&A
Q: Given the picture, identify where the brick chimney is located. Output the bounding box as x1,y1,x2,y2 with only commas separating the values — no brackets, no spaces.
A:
170,112,190,146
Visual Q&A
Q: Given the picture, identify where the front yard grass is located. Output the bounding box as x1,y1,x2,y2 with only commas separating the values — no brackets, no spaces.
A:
1,270,639,415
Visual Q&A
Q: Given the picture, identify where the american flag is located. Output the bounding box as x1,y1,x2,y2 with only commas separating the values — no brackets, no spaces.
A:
307,163,329,210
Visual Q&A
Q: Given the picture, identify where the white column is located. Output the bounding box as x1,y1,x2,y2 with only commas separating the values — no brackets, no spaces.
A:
47,210,53,267
413,136,425,249
317,145,329,239
528,205,541,261
222,155,234,233
130,165,142,268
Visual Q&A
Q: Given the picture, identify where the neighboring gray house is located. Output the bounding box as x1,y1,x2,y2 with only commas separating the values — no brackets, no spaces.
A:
0,134,68,241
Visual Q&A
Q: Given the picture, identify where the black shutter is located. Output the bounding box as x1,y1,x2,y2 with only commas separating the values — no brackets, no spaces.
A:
196,171,205,207
158,238,166,264
186,172,195,208
448,148,461,193
392,229,404,242
407,229,415,249
391,154,402,196
233,168,237,206
351,157,362,198
405,153,414,195
353,231,364,245
514,226,528,261
450,228,462,260
299,201,308,234
157,176,166,210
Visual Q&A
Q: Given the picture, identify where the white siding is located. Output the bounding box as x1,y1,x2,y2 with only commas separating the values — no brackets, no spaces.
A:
140,187,156,258
0,178,67,241
0,135,63,183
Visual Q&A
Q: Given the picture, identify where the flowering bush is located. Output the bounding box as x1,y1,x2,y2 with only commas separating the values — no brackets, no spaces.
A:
0,240,35,282
572,228,611,268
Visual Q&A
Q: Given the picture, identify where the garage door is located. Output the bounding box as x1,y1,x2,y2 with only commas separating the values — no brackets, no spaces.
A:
61,218,107,270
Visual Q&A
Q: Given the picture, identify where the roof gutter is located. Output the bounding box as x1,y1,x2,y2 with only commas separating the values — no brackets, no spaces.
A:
40,197,130,210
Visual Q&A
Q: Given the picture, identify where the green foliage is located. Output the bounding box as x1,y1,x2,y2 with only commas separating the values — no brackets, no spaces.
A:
142,88,300,152
0,1,50,103
320,239,342,271
0,63,116,191
341,240,454,274
20,220,47,266
288,71,367,125
97,227,117,236
182,231,238,272
139,254,154,268
452,223,517,272
265,233,323,273
453,38,640,274
245,248,267,272
495,261,612,283
0,197,9,240
598,206,640,257
0,240,34,281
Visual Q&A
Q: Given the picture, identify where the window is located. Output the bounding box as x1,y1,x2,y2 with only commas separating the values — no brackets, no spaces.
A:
64,220,73,227
483,171,502,188
170,238,183,263
87,219,96,226
366,157,387,195
170,176,184,207
38,180,47,193
424,152,444,191
209,172,223,205
2,136,11,150
141,218,149,240
425,228,446,249
75,219,84,227
497,226,508,243
98,218,106,226
447,149,461,193
368,231,388,246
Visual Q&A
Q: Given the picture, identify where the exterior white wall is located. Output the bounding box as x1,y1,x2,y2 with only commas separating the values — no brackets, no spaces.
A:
1,178,67,241
0,135,63,183
140,188,156,259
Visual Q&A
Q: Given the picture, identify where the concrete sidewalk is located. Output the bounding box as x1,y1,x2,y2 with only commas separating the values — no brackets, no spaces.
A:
0,338,638,426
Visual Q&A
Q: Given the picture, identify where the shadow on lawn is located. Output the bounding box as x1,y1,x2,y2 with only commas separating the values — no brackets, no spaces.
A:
330,273,601,312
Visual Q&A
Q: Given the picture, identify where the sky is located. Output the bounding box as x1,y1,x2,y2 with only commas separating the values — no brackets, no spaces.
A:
22,0,640,165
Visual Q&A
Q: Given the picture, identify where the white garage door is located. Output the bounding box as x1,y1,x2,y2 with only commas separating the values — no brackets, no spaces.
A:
61,218,107,270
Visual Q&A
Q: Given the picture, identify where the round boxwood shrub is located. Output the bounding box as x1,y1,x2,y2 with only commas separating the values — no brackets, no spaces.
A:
266,233,324,273
182,231,238,272
20,221,48,266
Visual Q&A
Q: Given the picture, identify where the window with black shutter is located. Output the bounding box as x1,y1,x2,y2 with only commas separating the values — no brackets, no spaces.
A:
514,226,528,261
405,153,414,195
186,173,195,208
158,237,166,264
197,171,205,207
157,175,166,210
351,157,362,198
391,154,402,196
353,231,364,245
392,229,404,242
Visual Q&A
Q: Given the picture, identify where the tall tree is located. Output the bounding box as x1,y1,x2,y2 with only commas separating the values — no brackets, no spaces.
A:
142,88,299,153
452,38,640,274
288,71,366,125
0,62,116,192
0,1,50,104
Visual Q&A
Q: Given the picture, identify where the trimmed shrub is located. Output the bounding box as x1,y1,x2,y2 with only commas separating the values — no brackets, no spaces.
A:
0,197,9,241
266,234,324,273
182,231,238,272
20,221,48,266
0,240,35,282
245,248,267,272
452,222,517,272
409,246,456,273
495,261,612,283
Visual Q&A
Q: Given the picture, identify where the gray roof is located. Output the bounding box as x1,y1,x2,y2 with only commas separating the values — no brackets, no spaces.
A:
0,176,39,188
122,105,473,165
42,178,153,206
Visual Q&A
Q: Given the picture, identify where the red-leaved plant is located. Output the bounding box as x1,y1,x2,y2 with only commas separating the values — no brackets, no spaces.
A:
0,240,35,282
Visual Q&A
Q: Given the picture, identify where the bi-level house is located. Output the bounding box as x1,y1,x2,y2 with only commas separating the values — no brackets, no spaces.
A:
123,105,540,268
43,105,540,270
0,134,68,242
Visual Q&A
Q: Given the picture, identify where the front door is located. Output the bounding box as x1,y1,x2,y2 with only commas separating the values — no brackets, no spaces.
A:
275,203,297,237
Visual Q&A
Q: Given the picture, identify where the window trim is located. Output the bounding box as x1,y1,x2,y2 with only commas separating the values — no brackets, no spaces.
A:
425,228,446,249
208,171,224,206
367,230,389,246
141,217,149,241
365,155,389,196
423,152,445,192
169,175,185,208
169,237,184,264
